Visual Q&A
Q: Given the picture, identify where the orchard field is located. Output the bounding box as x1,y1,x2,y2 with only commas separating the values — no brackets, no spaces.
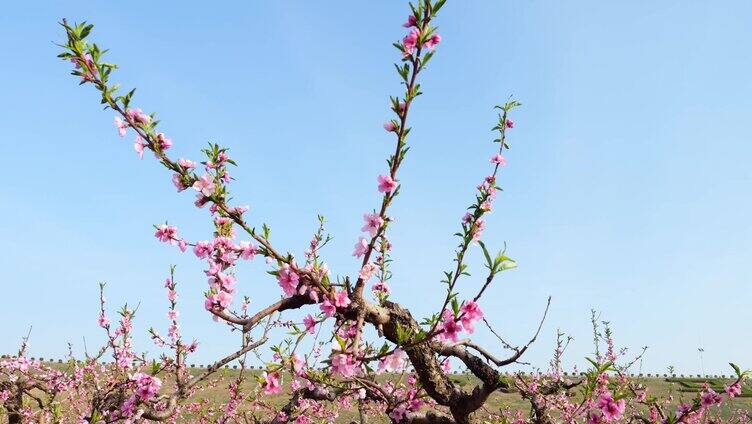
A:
1,0,750,423
4,359,752,422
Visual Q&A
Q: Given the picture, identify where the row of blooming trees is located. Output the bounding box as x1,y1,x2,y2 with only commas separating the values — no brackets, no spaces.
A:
1,1,749,423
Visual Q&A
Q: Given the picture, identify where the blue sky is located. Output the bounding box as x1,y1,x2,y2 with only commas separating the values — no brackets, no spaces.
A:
1,1,750,375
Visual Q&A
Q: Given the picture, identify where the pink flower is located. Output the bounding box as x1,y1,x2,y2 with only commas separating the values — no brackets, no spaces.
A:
361,213,384,237
216,290,233,309
352,237,369,258
726,382,742,398
73,53,97,80
490,153,507,166
377,174,398,193
331,354,358,377
438,309,462,342
114,116,127,137
358,263,378,282
320,299,336,317
423,33,441,50
442,358,451,374
277,265,300,297
506,119,514,128
700,389,722,408
216,272,236,292
403,28,420,56
193,240,214,259
154,224,178,245
459,300,483,333
204,295,216,311
598,393,626,422
291,354,305,376
125,108,150,126
372,280,391,295
193,174,216,197
333,290,351,308
134,136,147,159
178,158,196,169
402,15,418,28
471,218,486,242
97,313,109,328
587,412,602,424
383,121,397,132
178,239,187,252
295,416,312,424
131,373,162,402
303,315,317,335
262,372,282,395
238,241,258,260
172,173,188,192
156,133,172,150
378,349,407,373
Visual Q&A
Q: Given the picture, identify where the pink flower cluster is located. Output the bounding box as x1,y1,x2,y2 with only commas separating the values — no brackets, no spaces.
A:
400,15,441,56
331,353,359,378
378,349,407,373
186,235,258,313
437,300,484,342
593,392,625,422
262,371,282,395
131,372,162,401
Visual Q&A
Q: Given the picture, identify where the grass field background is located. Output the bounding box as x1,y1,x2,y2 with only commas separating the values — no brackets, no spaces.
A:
5,359,752,422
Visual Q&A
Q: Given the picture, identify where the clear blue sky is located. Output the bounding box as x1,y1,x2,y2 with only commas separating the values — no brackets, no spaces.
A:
1,1,750,375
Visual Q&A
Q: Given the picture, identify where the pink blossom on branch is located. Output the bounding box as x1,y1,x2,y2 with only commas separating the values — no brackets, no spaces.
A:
154,224,178,245
377,174,398,193
490,153,507,166
320,298,336,317
178,158,196,169
423,33,441,49
134,135,147,159
358,262,379,282
124,108,150,125
303,314,317,334
333,290,351,308
192,174,216,197
378,349,407,373
238,241,258,260
277,265,300,296
726,382,743,398
459,300,484,333
352,237,369,258
156,132,172,150
262,372,282,395
437,309,462,342
402,15,418,28
597,392,626,422
402,28,420,56
114,116,127,137
131,372,162,401
331,354,358,378
361,213,385,237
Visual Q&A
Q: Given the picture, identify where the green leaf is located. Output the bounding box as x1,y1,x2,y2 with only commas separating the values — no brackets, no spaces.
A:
478,240,493,269
730,362,742,377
